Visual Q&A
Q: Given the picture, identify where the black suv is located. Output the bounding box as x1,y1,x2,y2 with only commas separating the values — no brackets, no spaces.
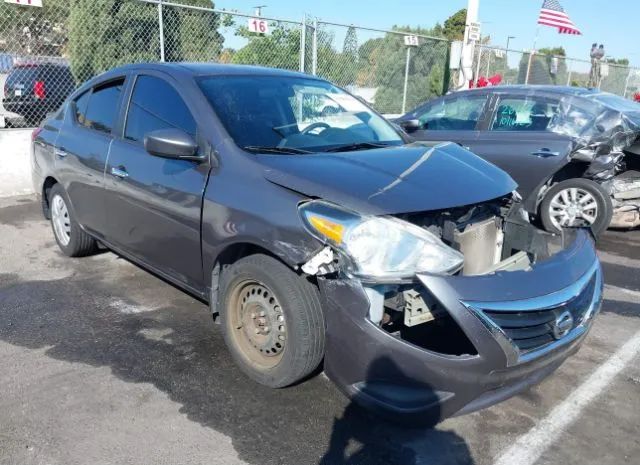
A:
3,62,75,127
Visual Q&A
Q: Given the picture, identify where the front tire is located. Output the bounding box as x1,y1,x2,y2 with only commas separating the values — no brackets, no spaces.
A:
218,254,325,388
540,178,613,236
49,184,97,257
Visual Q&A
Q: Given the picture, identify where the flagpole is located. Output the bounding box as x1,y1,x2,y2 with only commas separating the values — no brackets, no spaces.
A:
525,25,540,84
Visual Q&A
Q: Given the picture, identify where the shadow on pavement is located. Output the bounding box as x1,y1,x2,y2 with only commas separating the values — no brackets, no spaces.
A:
319,356,473,465
0,271,474,465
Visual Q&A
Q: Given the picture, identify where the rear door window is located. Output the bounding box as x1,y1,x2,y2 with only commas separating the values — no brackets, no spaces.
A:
124,75,196,143
490,96,559,131
83,79,124,134
416,95,488,130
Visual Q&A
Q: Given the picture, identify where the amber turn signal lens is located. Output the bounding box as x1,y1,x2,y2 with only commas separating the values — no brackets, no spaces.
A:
308,216,345,244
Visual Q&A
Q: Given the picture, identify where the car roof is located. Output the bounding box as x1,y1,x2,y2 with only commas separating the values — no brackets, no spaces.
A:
104,62,315,80
456,84,600,98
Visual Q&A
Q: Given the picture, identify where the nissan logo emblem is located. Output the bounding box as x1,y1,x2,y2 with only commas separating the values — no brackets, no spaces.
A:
553,310,574,340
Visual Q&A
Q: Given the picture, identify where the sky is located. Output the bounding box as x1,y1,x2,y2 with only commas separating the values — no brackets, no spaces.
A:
213,0,640,67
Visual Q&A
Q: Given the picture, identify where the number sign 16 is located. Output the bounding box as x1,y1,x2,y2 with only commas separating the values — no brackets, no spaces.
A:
248,18,269,34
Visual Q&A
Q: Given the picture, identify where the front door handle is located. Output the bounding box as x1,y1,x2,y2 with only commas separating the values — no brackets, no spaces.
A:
111,167,129,179
530,148,559,158
54,148,67,158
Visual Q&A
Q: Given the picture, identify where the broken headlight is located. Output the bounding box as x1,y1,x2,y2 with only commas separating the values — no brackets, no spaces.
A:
299,201,464,281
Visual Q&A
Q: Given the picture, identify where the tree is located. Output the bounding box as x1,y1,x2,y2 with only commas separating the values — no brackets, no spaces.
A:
68,0,223,83
358,26,449,113
0,0,69,56
517,46,568,85
231,22,301,71
442,8,466,41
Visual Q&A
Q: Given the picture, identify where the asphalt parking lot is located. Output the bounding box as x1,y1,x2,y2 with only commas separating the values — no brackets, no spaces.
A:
0,195,638,465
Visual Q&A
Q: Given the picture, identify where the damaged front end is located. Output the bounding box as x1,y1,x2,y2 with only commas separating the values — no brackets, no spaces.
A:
299,194,602,422
549,94,640,227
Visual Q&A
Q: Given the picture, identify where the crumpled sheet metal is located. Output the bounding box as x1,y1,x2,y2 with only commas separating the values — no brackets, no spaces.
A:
546,93,640,161
610,171,640,228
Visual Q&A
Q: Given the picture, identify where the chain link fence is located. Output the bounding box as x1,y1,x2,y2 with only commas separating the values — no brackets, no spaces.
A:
472,44,640,98
1,0,639,129
312,21,449,115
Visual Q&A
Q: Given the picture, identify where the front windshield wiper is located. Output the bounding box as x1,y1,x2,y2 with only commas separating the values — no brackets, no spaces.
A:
243,145,313,155
322,142,392,153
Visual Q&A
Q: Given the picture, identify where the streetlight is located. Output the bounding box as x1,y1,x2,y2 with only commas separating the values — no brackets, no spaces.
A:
253,5,267,16
506,36,515,50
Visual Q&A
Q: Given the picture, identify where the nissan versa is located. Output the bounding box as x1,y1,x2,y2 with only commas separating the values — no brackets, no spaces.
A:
31,63,603,423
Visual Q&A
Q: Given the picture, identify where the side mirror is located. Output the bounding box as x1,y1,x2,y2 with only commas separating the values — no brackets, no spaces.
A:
144,128,202,161
399,119,422,133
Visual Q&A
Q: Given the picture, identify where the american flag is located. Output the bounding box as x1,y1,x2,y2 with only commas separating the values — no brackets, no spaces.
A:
537,0,582,35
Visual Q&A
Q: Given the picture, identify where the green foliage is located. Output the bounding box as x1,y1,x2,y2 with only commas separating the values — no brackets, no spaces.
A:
68,0,222,83
538,46,566,57
358,26,449,113
517,47,568,85
0,0,69,55
606,57,630,66
231,23,301,70
442,8,466,41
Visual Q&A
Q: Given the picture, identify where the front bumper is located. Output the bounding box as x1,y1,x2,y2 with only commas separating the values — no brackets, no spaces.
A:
319,229,602,423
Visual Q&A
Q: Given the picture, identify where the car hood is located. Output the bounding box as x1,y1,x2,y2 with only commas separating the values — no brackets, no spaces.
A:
258,142,517,215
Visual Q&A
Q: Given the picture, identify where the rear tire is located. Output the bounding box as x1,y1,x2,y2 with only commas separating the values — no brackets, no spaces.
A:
218,254,325,388
49,184,97,257
540,178,613,236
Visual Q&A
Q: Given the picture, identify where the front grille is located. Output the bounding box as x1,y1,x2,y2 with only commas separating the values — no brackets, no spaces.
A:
482,274,598,355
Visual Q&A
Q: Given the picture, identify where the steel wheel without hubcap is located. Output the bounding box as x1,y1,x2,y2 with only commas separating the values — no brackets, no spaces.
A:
548,187,598,229
51,194,71,246
228,280,287,369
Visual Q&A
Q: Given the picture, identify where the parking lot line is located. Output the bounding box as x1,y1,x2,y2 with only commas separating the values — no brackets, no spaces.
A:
604,284,640,303
492,328,640,465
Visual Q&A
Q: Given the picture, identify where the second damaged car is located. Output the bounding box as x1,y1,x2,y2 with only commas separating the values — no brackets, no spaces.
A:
32,64,602,423
396,85,640,234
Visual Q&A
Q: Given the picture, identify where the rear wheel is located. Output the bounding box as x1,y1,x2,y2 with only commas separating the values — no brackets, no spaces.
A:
540,178,613,236
49,184,97,257
218,254,325,388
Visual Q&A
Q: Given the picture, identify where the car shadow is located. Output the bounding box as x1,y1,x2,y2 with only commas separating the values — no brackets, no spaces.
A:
319,356,474,465
0,272,475,465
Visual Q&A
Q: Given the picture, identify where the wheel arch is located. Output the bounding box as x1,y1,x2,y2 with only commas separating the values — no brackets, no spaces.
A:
531,160,591,214
208,241,299,313
41,176,59,219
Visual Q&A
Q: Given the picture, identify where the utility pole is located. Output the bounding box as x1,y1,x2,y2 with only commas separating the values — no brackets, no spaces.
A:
458,0,479,90
253,5,267,16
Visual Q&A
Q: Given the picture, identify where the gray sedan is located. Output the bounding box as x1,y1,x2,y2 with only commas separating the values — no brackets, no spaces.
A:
396,85,640,234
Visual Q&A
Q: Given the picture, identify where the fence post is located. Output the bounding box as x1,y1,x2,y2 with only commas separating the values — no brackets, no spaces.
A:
566,60,572,86
312,19,318,75
299,15,306,73
474,46,482,87
485,50,492,77
402,46,411,114
623,68,632,98
158,0,165,62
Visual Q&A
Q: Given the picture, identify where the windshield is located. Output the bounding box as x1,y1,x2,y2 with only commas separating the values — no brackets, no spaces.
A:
198,75,403,153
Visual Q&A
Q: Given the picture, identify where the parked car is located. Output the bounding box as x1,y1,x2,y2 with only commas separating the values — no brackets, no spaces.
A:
32,64,602,424
396,86,640,234
3,61,75,127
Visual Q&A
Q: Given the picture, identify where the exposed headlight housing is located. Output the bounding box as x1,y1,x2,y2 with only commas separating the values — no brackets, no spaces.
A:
299,201,464,281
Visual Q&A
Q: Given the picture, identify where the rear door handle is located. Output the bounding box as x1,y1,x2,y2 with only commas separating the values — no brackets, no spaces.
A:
530,148,559,158
111,167,129,179
54,148,68,158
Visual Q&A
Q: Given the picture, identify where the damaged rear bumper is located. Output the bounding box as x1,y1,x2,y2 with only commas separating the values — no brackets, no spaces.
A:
609,170,640,228
319,229,602,423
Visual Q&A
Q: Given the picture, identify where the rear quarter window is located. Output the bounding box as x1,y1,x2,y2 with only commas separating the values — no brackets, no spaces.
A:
83,79,124,134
